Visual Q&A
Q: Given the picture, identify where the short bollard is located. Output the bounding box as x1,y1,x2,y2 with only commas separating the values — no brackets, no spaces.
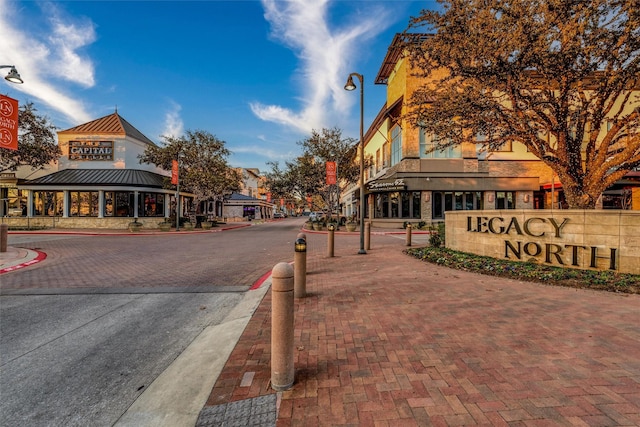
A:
327,223,335,257
271,262,295,391
294,235,307,298
406,223,412,246
365,222,371,250
0,223,8,253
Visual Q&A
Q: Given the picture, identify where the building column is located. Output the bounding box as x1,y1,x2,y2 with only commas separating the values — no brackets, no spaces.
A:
164,193,170,219
133,190,139,218
26,190,33,217
98,190,105,218
62,190,69,218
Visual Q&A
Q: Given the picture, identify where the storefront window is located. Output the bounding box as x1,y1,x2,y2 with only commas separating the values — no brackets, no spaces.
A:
139,192,164,216
69,191,99,216
496,191,516,209
33,191,64,216
6,188,26,216
374,191,421,219
432,191,483,219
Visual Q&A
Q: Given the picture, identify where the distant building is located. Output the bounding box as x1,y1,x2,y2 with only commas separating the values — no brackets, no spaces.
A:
2,111,193,229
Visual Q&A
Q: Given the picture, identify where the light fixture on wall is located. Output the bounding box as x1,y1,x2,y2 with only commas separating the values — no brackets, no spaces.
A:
488,194,494,203
1,65,23,84
523,194,530,203
425,193,430,202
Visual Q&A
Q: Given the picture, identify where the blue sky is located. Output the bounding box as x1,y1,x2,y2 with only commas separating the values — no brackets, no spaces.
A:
0,0,435,171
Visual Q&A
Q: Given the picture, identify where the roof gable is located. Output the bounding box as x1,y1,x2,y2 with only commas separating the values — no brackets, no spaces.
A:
58,112,156,146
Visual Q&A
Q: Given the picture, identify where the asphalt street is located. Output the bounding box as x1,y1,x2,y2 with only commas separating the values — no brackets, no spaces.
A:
0,219,301,426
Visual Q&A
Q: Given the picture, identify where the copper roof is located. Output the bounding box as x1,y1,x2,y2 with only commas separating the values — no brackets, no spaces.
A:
58,112,156,146
375,33,431,85
24,169,166,187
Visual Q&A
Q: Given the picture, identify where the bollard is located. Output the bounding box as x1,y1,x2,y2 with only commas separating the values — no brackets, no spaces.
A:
294,234,307,298
271,262,295,391
0,223,7,253
327,223,335,258
406,223,412,246
365,221,371,251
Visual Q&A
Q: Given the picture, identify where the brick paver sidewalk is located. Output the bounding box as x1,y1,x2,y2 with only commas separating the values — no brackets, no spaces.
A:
204,231,640,426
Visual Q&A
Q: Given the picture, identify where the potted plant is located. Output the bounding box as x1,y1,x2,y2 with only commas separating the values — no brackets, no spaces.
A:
128,218,143,232
345,214,357,232
158,220,171,231
312,218,323,231
201,221,213,230
182,221,194,231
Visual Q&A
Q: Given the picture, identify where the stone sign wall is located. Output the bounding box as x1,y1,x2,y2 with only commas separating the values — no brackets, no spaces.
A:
445,210,640,275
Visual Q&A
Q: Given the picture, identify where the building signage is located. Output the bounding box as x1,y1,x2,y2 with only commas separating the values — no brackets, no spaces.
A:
367,178,406,192
467,216,618,270
326,161,337,185
69,140,114,161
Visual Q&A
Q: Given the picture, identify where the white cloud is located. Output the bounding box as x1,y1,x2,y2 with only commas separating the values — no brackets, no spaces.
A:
162,101,184,138
0,0,94,124
255,0,391,134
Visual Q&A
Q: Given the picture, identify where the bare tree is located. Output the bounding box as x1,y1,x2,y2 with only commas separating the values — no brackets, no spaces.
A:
405,0,640,208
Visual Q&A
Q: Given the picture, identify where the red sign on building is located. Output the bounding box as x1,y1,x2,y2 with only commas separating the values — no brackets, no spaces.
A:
0,95,19,151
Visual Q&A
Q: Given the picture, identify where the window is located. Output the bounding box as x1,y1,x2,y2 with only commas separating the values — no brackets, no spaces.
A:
391,126,402,166
69,191,99,216
419,130,461,158
105,191,134,217
496,191,516,209
140,192,165,217
382,142,390,167
33,191,64,216
374,191,421,219
432,191,483,219
376,149,381,172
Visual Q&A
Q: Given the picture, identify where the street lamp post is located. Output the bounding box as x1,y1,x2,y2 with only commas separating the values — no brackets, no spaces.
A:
1,66,23,84
344,72,366,255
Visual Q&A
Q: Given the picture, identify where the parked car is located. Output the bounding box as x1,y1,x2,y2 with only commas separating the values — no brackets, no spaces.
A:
273,212,284,218
309,211,325,222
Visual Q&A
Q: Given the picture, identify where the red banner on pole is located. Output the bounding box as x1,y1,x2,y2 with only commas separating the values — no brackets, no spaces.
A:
266,192,272,203
0,95,19,151
171,160,179,185
326,161,336,185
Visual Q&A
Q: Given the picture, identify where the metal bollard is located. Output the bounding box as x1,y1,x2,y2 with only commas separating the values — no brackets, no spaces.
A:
271,262,295,391
0,223,7,253
406,223,412,246
294,234,307,298
327,223,335,258
365,222,371,250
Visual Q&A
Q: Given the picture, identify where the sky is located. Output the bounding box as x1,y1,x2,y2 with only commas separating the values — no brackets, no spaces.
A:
0,0,436,171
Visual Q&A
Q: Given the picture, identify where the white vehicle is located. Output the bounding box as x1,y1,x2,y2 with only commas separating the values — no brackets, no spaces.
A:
309,211,325,222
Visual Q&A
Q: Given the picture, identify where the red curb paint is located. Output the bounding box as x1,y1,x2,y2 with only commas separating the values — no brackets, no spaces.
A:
0,250,47,274
250,270,272,290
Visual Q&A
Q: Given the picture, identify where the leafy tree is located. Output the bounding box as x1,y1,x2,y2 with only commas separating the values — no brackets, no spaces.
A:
0,102,60,172
265,127,363,214
405,0,640,208
139,130,241,212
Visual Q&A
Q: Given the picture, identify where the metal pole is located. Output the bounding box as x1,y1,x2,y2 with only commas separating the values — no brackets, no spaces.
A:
357,74,366,254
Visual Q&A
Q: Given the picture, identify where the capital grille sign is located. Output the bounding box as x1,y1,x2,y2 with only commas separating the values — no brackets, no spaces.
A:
69,140,114,161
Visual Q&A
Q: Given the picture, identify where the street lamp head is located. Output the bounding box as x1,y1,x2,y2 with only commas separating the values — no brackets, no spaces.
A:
344,75,356,91
2,66,23,84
